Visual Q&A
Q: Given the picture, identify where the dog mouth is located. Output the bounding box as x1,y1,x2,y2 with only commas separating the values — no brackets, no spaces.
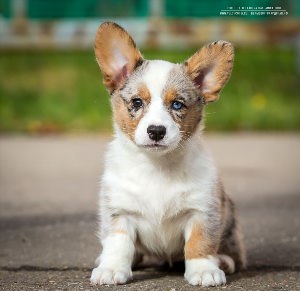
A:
141,143,168,150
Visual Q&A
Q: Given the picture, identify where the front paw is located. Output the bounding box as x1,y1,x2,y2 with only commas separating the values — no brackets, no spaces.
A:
90,267,132,285
184,258,226,287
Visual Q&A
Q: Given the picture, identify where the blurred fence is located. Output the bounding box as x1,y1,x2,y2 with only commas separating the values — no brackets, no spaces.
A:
0,0,299,49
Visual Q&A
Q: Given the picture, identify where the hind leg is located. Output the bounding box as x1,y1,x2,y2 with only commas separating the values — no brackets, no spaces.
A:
218,220,247,273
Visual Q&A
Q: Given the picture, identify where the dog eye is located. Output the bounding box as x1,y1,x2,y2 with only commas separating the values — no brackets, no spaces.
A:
171,101,185,111
132,98,143,110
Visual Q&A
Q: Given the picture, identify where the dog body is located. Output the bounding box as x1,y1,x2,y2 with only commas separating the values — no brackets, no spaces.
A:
91,22,246,287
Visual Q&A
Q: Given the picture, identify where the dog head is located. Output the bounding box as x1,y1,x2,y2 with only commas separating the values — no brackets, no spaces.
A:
95,22,234,153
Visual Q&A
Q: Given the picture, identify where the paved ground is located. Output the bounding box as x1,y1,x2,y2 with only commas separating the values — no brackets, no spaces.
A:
0,134,300,290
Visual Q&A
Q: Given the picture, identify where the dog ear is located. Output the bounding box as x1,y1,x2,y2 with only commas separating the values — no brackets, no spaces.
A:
95,22,143,93
185,41,234,103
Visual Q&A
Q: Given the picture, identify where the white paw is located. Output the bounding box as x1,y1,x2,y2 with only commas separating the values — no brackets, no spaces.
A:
185,268,226,286
185,257,226,287
90,267,132,285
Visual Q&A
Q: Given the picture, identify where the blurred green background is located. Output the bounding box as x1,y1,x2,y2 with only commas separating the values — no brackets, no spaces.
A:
0,0,299,133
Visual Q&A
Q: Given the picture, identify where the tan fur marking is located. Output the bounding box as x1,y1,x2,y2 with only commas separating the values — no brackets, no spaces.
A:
164,87,202,141
113,96,140,141
186,41,234,102
179,105,202,141
94,22,143,92
164,88,177,105
185,224,216,260
112,85,150,141
138,84,151,104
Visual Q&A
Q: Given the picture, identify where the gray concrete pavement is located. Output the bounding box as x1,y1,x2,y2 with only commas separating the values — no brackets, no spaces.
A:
0,134,300,290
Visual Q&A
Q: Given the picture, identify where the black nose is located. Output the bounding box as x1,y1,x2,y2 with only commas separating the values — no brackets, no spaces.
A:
147,125,166,142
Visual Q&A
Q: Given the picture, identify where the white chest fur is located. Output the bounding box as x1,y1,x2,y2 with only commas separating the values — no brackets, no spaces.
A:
99,130,218,257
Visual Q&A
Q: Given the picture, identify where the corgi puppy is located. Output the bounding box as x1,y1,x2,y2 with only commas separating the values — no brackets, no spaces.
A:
90,22,246,287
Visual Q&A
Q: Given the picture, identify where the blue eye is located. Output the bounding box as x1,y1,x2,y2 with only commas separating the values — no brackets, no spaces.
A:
171,101,184,110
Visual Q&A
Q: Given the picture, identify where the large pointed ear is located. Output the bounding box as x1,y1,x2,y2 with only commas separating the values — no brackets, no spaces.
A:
94,22,143,93
185,40,234,103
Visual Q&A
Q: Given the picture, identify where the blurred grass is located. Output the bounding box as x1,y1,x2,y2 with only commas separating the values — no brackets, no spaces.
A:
0,47,299,133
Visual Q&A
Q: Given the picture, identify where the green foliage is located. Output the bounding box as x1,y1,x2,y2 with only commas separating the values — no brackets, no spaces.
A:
0,47,299,133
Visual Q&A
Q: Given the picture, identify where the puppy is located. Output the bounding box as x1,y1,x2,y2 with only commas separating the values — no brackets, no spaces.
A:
90,22,246,287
